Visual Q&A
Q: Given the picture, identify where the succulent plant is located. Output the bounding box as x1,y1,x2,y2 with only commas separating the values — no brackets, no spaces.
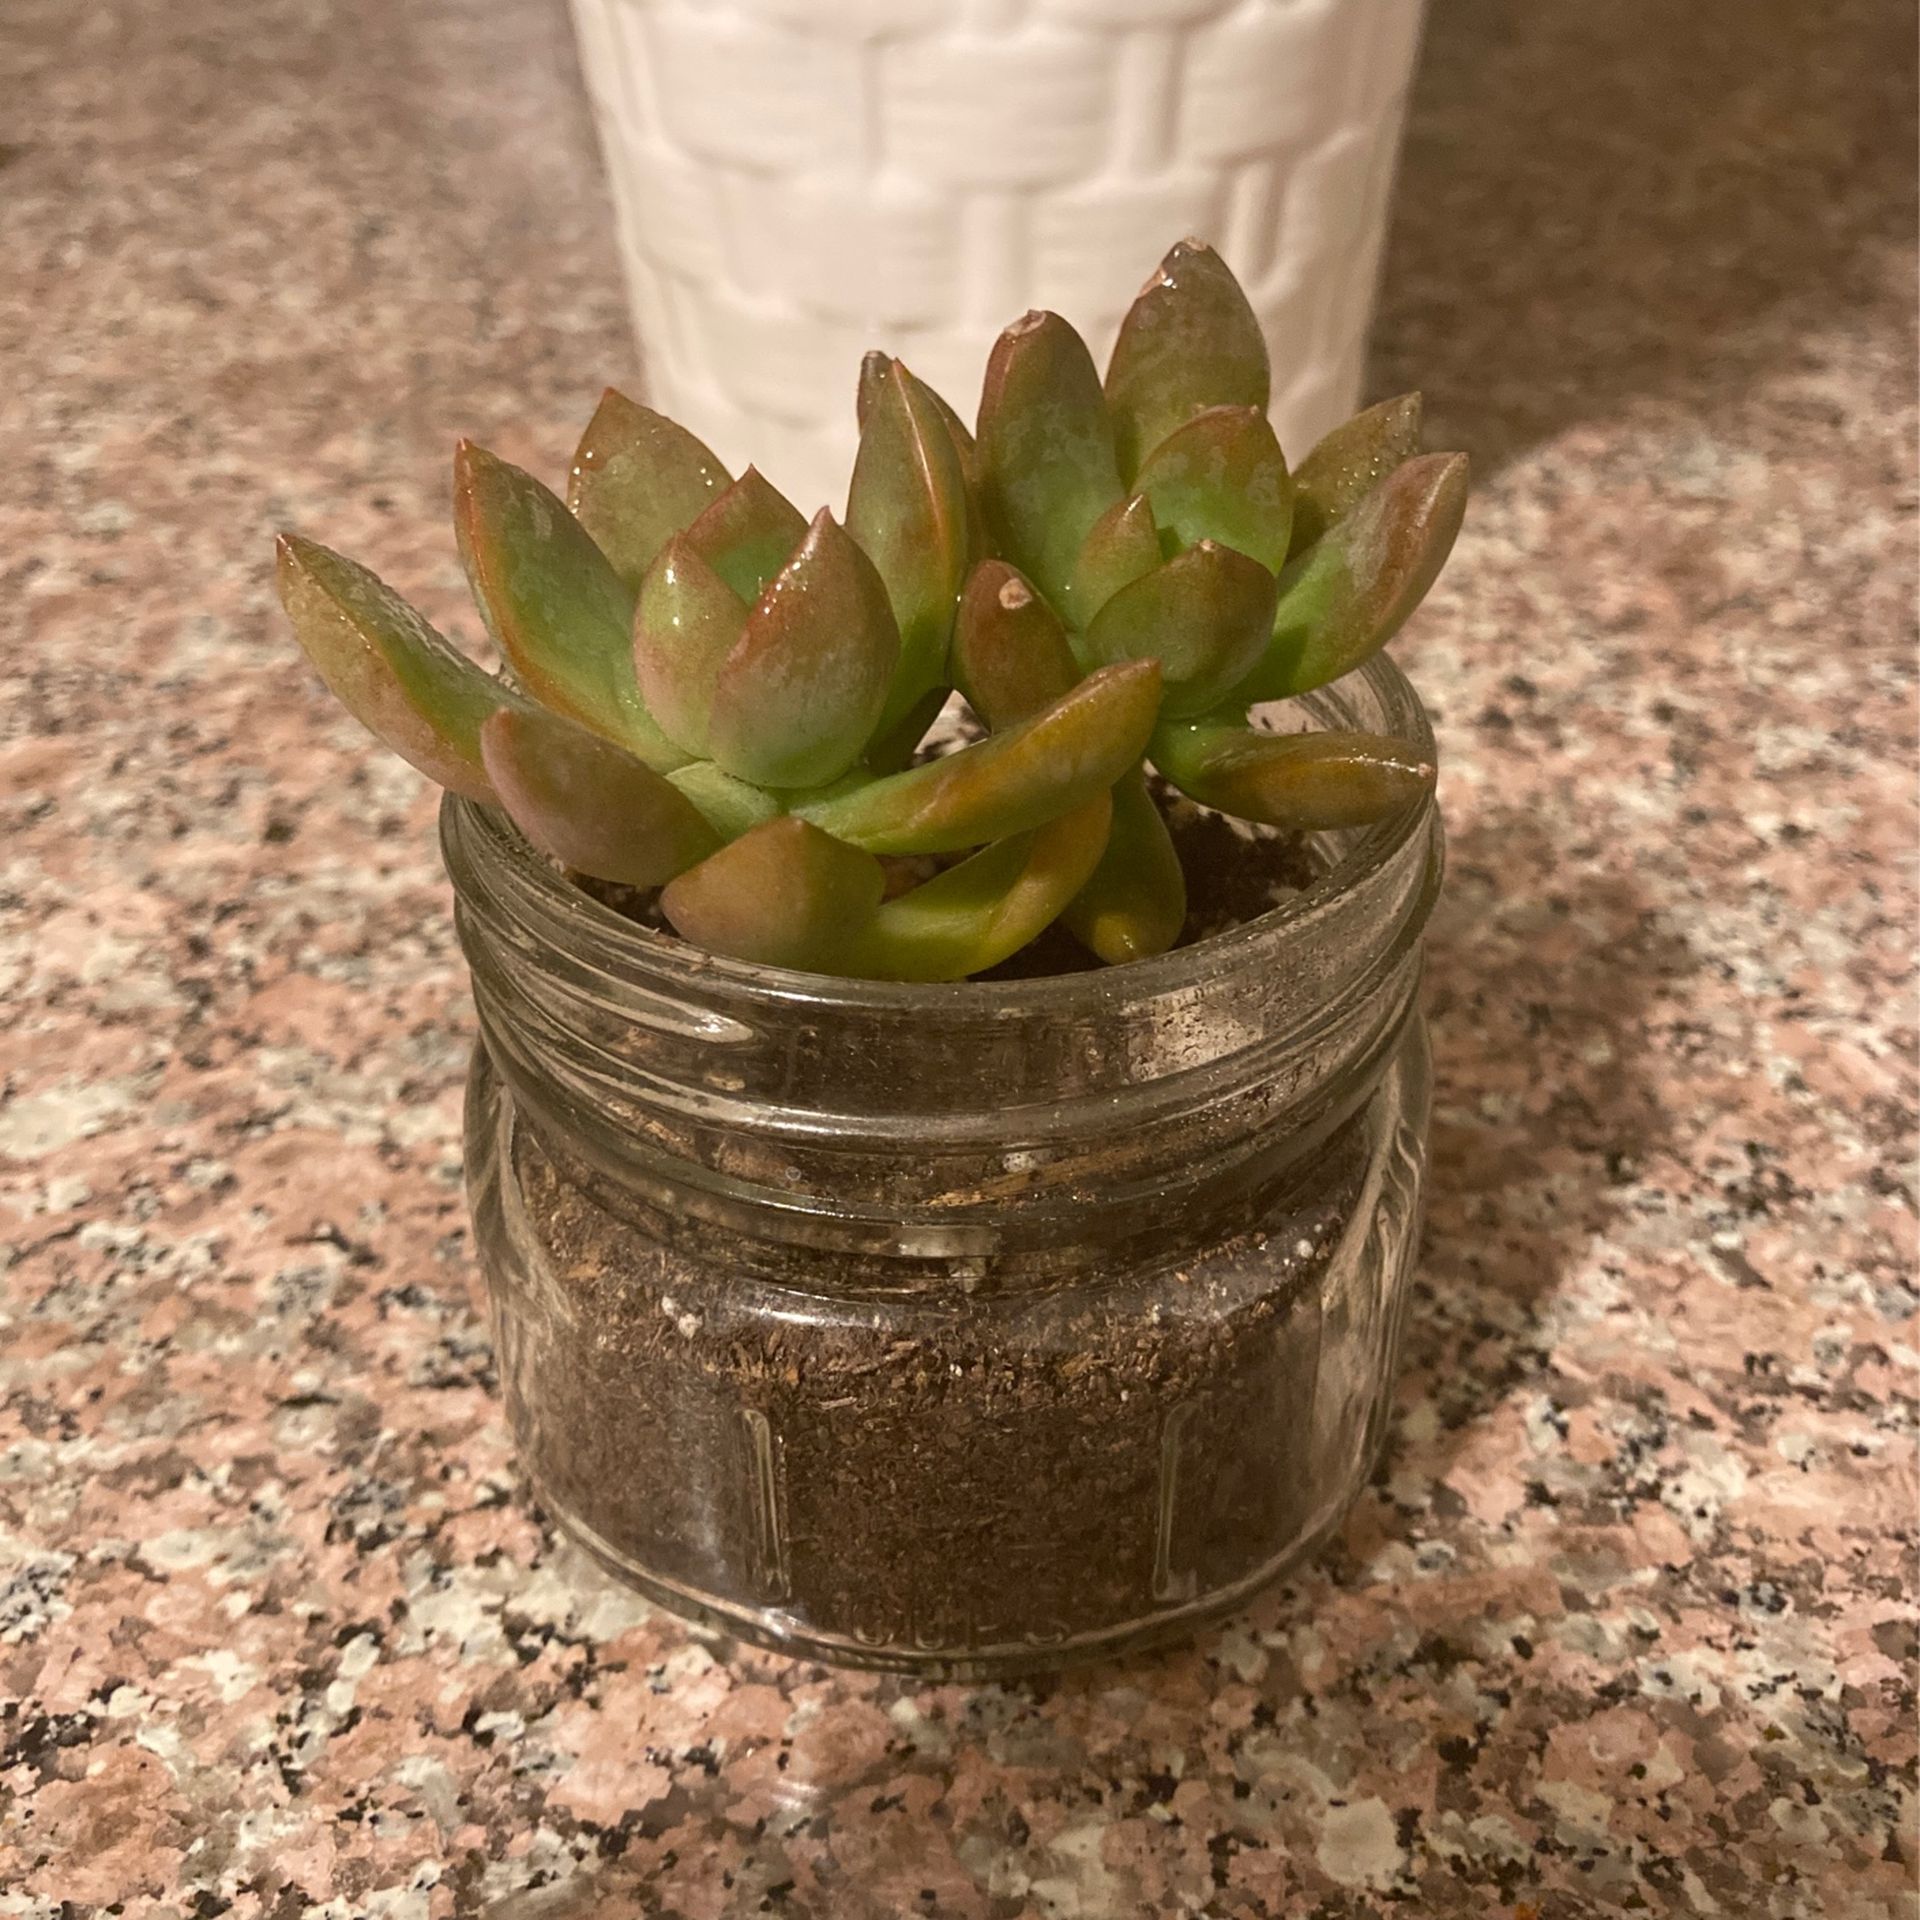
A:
956,238,1469,963
276,238,1466,982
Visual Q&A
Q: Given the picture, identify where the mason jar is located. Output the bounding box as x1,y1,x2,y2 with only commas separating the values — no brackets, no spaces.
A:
442,656,1441,1677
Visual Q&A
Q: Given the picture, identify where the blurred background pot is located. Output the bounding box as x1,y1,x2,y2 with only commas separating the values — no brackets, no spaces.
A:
567,0,1429,514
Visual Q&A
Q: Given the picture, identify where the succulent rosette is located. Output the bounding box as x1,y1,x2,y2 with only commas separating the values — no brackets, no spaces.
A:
278,240,1466,980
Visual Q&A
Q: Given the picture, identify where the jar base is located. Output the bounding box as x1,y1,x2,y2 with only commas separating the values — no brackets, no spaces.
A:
525,1453,1378,1681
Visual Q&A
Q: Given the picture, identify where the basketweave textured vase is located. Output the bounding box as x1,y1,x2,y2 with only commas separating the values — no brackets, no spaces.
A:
568,0,1427,515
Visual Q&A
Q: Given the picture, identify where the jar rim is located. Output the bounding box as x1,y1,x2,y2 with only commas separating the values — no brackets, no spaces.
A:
443,652,1438,1018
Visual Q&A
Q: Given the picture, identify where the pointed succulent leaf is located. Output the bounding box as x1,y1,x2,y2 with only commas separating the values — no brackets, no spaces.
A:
566,388,730,590
453,440,685,770
860,351,979,476
1077,540,1277,719
683,467,809,605
796,661,1159,856
950,560,1078,731
1134,404,1294,571
664,760,784,839
660,817,886,972
854,349,886,430
1104,239,1270,482
864,684,951,776
1151,720,1434,829
705,510,900,789
846,357,972,732
1061,770,1186,964
948,560,1180,964
631,534,748,756
977,310,1124,612
277,534,528,802
1287,393,1423,559
478,706,720,887
1239,452,1469,702
847,794,1114,982
1069,493,1162,626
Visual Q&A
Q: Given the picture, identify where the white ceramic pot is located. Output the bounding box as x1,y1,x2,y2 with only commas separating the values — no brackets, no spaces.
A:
568,0,1428,515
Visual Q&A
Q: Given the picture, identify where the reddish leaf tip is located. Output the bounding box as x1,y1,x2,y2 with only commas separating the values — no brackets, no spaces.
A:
451,437,507,497
1165,235,1223,265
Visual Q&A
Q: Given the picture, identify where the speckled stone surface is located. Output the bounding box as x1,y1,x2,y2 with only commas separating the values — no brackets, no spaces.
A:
2,0,1915,1913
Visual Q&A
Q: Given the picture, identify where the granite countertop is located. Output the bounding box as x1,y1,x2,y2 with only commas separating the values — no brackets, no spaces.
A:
3,0,1914,1913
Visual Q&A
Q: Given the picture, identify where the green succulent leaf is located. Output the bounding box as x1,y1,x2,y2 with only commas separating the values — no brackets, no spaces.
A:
567,387,730,591
1151,719,1435,829
1076,540,1277,719
682,466,810,605
705,509,900,789
660,817,886,973
797,660,1159,856
859,350,981,492
846,356,973,733
452,440,686,770
1104,239,1270,483
947,559,1183,966
660,800,1116,982
1287,393,1423,559
848,794,1115,981
479,705,720,887
1060,770,1186,965
863,684,951,776
631,534,749,757
949,559,1078,731
664,760,785,839
946,565,1182,966
1069,493,1162,627
276,533,528,802
1239,451,1469,702
854,350,886,426
1134,404,1293,571
977,310,1124,614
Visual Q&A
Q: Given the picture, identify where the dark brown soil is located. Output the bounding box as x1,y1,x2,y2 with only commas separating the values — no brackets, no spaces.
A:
494,1105,1370,1667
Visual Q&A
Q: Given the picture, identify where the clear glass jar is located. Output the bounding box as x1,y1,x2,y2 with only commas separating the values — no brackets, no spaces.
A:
443,659,1440,1677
